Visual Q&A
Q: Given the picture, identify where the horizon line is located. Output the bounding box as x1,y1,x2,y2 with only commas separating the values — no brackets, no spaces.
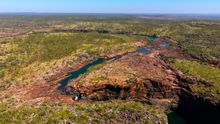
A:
0,12,220,16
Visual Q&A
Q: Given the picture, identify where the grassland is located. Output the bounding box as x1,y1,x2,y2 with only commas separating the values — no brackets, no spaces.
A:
1,15,219,63
171,59,220,103
0,100,167,124
0,32,135,89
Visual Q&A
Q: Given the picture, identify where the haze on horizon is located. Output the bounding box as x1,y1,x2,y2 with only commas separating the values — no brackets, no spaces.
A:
0,0,220,14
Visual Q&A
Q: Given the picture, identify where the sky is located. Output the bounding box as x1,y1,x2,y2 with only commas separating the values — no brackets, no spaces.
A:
0,0,220,14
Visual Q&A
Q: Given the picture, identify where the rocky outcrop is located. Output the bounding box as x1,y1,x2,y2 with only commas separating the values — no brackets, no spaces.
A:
82,79,181,101
61,51,184,102
60,86,81,100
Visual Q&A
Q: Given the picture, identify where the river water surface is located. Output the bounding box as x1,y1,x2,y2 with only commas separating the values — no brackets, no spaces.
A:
58,35,187,124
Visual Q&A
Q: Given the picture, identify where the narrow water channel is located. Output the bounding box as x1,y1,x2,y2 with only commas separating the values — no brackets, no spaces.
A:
59,35,162,89
58,58,105,89
59,46,151,89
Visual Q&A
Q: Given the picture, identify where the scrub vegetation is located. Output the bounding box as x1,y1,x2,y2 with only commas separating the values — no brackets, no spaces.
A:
0,101,167,124
172,59,220,103
0,15,220,124
0,32,135,88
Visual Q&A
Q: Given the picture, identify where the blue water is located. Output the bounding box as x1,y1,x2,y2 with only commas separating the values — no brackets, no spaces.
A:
59,34,168,89
59,46,150,89
128,47,150,56
137,47,151,54
58,58,105,89
148,35,158,43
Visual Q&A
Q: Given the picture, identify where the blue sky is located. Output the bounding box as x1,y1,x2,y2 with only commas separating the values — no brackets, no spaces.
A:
0,0,220,14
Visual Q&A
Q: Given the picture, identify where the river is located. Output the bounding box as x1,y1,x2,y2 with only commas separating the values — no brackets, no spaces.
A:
58,35,187,124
